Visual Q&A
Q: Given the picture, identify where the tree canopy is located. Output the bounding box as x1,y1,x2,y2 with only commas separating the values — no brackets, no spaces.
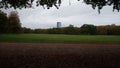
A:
0,0,120,13
6,11,22,33
0,10,7,34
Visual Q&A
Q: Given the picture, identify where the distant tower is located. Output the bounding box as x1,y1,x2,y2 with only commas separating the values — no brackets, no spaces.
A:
57,22,62,28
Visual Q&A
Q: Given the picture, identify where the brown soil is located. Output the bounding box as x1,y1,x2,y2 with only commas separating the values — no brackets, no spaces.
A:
0,43,120,68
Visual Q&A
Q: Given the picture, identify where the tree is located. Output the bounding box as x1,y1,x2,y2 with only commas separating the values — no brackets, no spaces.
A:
22,27,33,33
97,26,108,35
64,24,76,34
0,10,7,34
80,24,97,35
0,0,120,13
83,0,120,13
6,11,22,33
97,25,120,35
33,29,48,34
47,28,62,34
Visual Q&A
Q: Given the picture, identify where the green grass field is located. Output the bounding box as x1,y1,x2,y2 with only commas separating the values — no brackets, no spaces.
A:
0,34,120,43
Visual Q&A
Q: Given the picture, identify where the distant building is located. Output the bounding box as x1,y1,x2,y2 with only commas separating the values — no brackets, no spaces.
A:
57,22,62,28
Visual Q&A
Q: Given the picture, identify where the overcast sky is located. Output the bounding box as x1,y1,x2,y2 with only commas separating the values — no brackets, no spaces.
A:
3,0,120,29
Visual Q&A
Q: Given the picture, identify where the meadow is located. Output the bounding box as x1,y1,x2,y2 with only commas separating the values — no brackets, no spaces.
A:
0,34,120,43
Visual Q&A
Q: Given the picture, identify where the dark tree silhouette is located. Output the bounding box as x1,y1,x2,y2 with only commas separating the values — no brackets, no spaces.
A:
6,11,22,33
0,10,7,34
0,0,120,13
64,24,76,34
81,24,97,35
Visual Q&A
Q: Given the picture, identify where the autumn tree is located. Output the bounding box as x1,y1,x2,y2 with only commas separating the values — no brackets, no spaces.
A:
6,11,22,33
97,25,120,35
0,10,7,34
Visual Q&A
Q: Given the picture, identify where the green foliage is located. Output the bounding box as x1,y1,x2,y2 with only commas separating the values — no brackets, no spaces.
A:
33,29,48,34
64,25,76,34
83,0,120,13
6,11,22,34
48,28,62,34
0,10,7,34
81,24,97,35
0,0,120,13
0,0,33,9
0,34,120,43
22,27,33,33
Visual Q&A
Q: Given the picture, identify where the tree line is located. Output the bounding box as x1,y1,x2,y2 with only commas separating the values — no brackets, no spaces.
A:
29,24,120,35
0,10,120,35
